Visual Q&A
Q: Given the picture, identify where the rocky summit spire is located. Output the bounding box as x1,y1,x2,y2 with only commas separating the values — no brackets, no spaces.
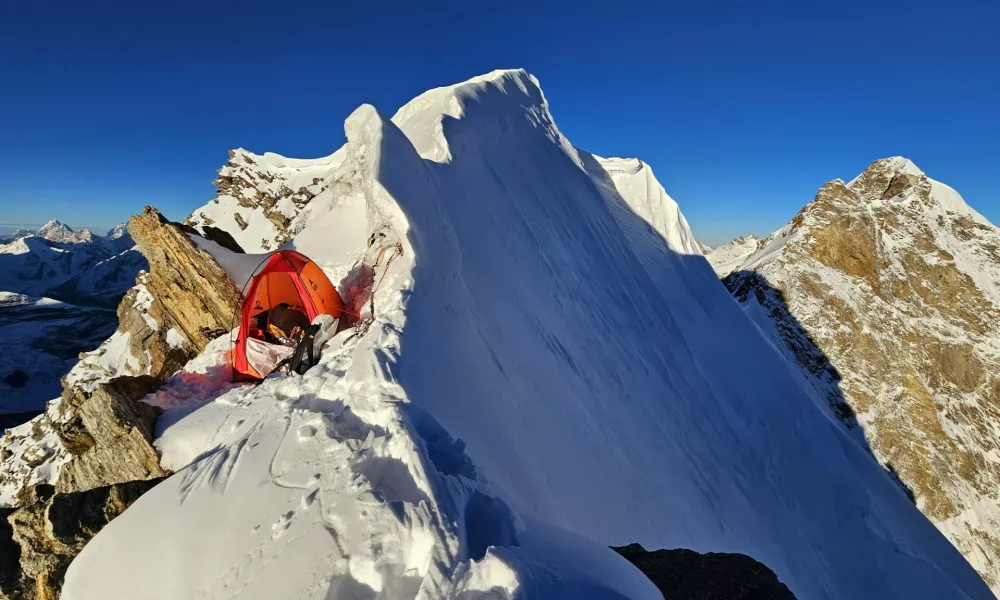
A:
711,156,1000,592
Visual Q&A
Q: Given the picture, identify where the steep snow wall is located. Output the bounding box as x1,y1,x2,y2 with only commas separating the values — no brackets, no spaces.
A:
65,70,992,600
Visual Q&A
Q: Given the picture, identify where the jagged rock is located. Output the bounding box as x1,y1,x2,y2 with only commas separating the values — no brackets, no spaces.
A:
174,223,244,255
612,543,797,599
53,376,165,494
186,148,340,252
2,479,164,600
709,157,1000,592
2,206,241,505
63,208,240,391
127,206,242,354
0,507,20,597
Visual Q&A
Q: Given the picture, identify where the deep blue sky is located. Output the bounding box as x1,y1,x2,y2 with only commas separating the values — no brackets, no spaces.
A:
1,0,997,245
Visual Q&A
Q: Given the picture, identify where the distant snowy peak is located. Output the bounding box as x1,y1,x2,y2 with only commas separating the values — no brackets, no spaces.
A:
706,233,762,276
105,223,128,240
36,219,93,244
0,219,145,308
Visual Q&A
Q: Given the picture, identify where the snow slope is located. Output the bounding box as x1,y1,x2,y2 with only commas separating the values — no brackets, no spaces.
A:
66,70,992,599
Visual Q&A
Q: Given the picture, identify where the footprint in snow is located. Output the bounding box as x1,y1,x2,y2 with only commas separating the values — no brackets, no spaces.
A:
271,510,295,540
297,424,318,440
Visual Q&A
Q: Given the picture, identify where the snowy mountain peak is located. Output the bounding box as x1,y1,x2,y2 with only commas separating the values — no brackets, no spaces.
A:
837,156,984,224
706,233,764,275
710,157,1000,592
390,68,560,165
186,69,701,256
38,219,67,230
105,223,128,240
588,154,703,254
36,219,92,244
845,156,923,189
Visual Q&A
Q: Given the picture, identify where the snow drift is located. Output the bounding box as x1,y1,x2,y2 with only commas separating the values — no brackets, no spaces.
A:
64,70,992,599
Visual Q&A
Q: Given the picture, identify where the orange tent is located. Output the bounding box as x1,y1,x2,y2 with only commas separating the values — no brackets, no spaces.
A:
233,250,343,380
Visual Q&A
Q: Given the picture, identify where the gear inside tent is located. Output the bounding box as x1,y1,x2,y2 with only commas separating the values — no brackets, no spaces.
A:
233,250,344,380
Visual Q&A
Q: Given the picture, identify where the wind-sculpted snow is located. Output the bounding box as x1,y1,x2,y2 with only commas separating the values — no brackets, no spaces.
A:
66,70,993,599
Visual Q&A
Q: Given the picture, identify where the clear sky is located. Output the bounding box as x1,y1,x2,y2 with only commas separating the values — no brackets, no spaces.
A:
1,0,997,245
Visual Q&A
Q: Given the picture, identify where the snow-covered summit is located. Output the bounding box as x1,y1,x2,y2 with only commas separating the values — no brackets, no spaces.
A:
63,72,994,600
36,219,93,244
846,155,923,187
706,233,761,276
105,223,128,240
188,68,701,258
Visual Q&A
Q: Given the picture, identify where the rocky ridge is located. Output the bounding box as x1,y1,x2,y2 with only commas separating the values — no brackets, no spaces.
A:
710,157,1000,591
0,208,241,599
186,149,346,252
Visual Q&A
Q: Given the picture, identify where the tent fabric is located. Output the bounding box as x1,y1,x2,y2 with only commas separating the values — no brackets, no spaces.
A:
233,250,344,380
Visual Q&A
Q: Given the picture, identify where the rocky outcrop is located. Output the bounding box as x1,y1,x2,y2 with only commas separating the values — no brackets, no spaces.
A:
0,207,243,599
613,543,798,600
52,376,166,494
710,157,1000,592
127,206,243,359
1,479,164,600
186,148,341,252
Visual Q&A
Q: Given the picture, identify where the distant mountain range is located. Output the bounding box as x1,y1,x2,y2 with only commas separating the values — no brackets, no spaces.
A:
0,220,147,414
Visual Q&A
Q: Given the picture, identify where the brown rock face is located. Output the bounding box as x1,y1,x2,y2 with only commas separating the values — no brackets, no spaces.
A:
1,479,164,600
712,157,1000,591
127,206,242,356
806,181,881,295
53,376,166,495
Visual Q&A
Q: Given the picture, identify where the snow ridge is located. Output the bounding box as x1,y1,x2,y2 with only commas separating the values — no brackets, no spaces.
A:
65,75,995,600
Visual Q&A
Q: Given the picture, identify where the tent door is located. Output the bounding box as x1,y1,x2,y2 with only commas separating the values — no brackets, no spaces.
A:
245,337,295,378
